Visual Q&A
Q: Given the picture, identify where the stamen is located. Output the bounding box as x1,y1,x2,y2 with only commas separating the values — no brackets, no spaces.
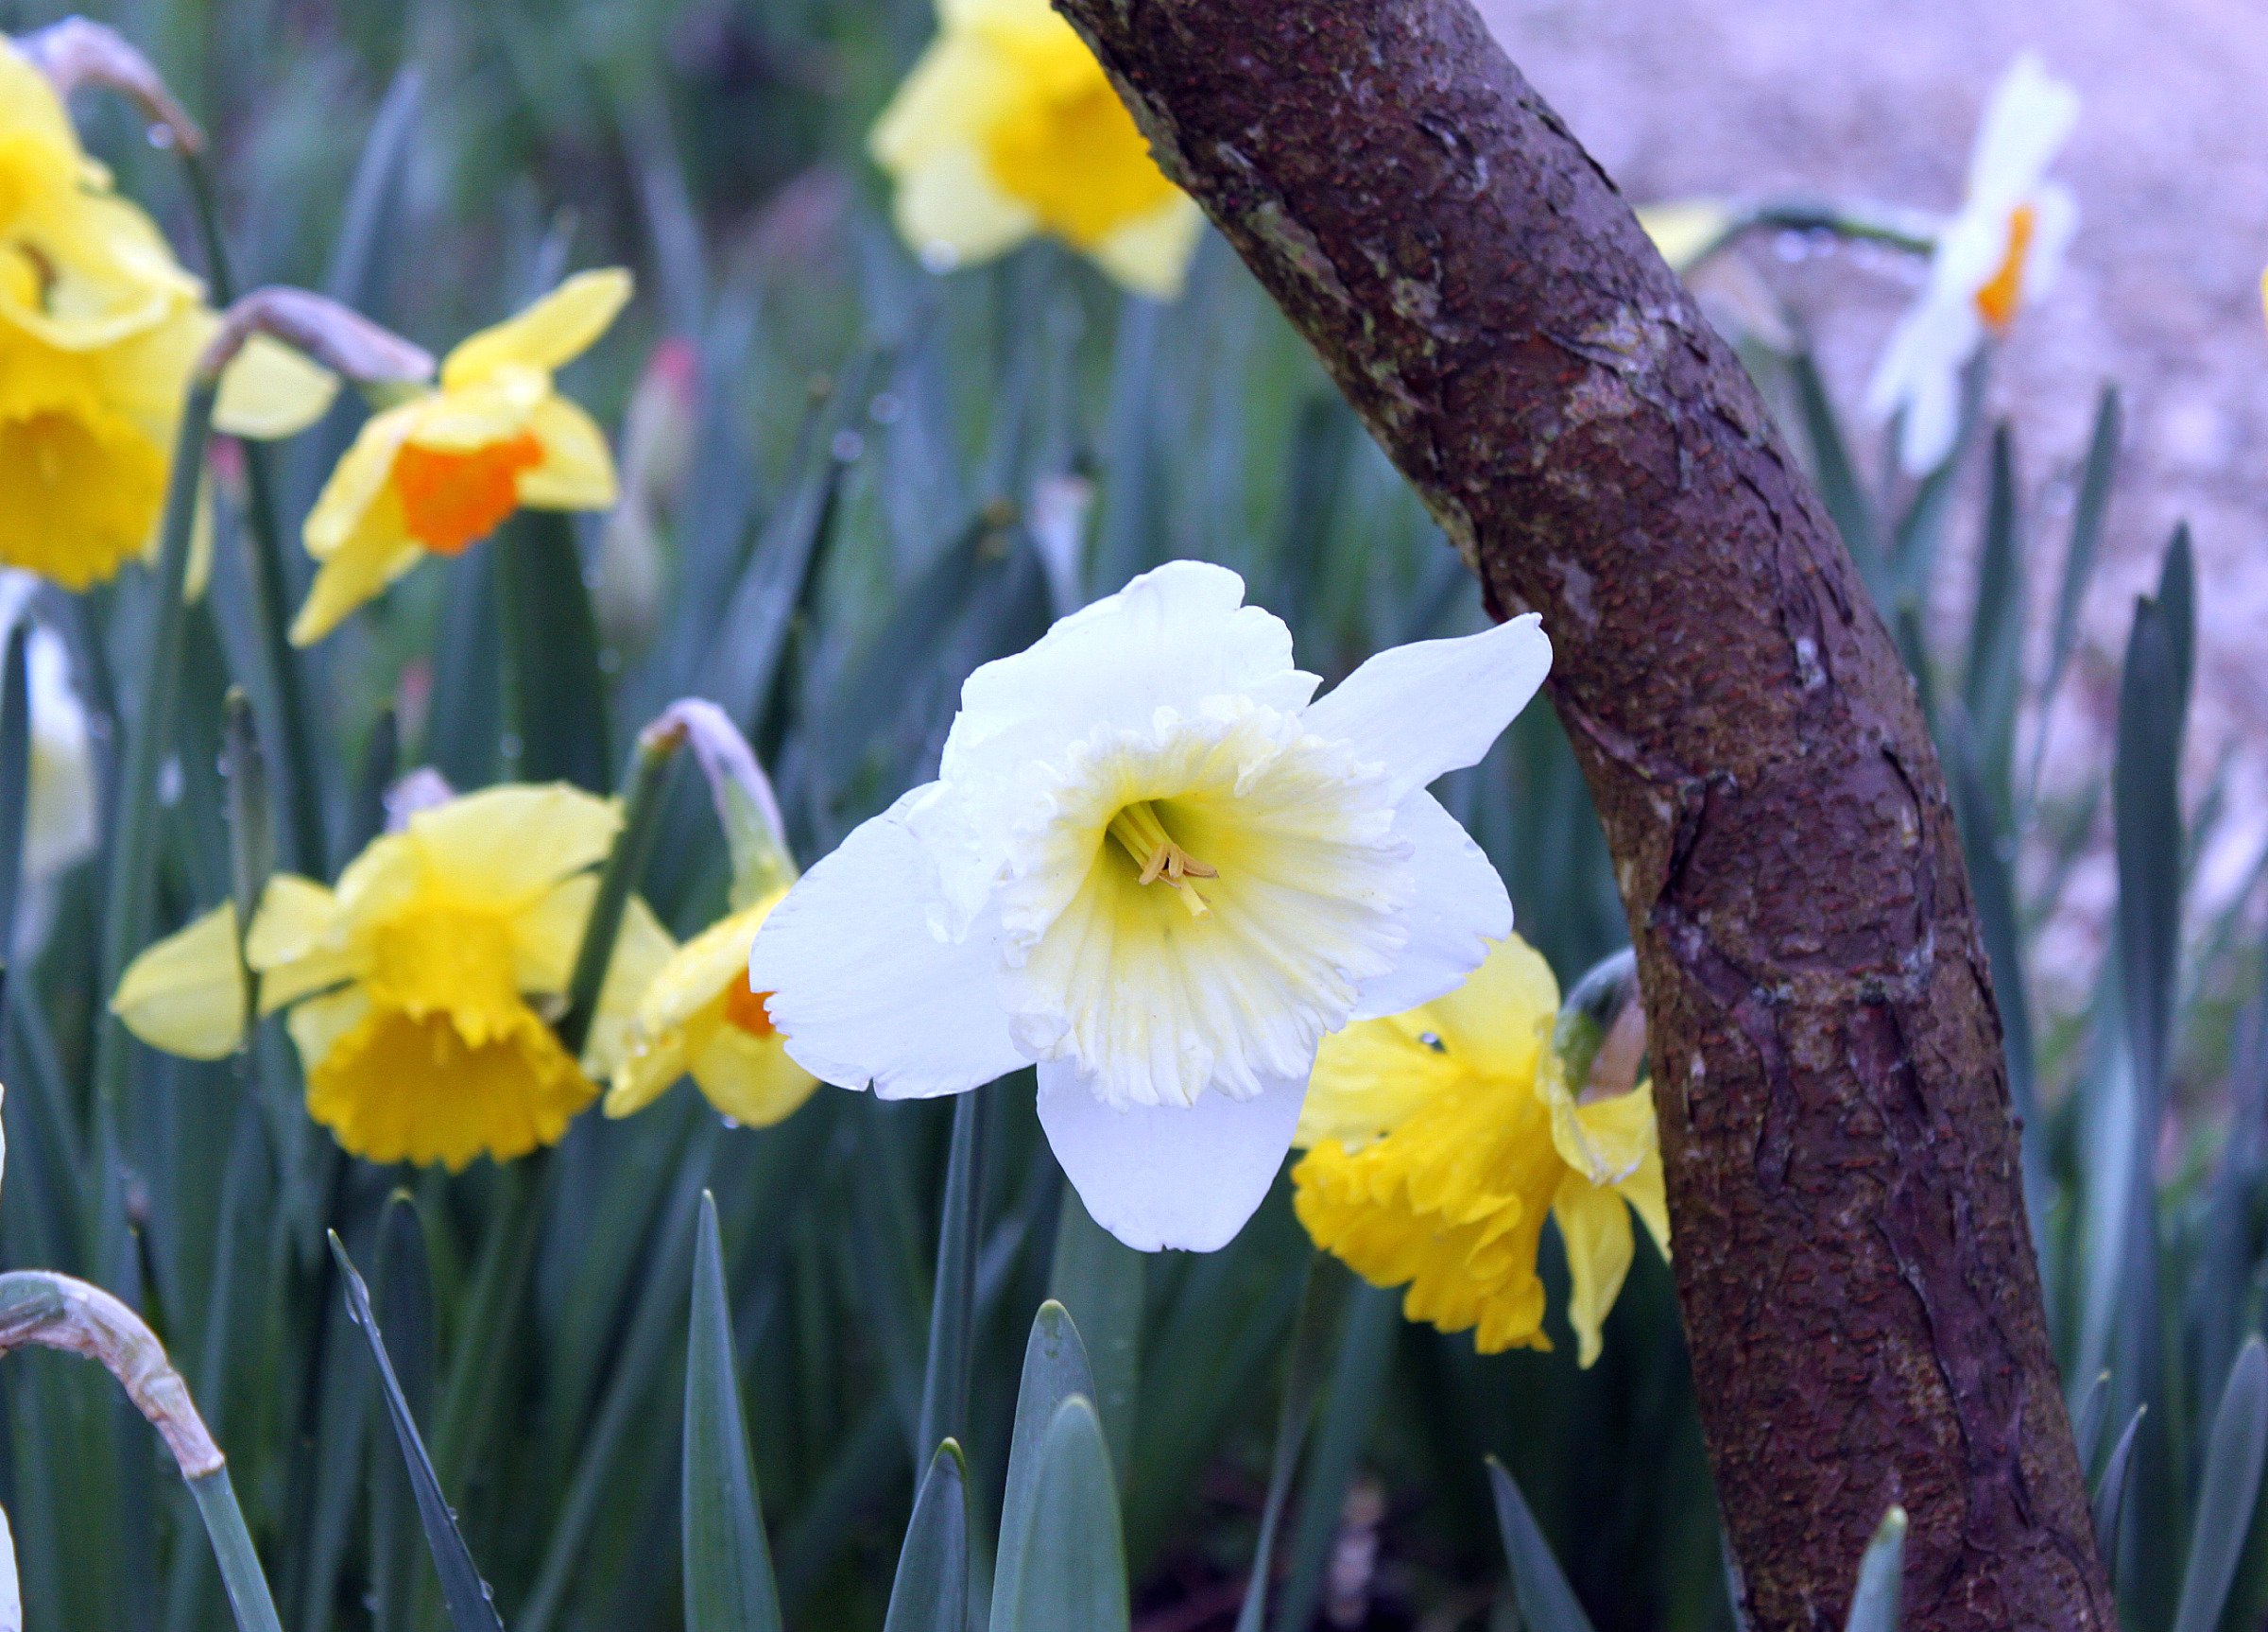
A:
1107,800,1217,919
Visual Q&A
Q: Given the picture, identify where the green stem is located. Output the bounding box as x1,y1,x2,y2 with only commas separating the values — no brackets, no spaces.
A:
916,1086,988,1471
555,723,683,1057
189,1467,284,1632
429,1153,551,1494
181,144,332,876
93,381,218,1115
1678,196,1940,276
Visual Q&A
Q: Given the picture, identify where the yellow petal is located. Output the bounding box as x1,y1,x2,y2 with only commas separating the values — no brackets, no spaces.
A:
1426,934,1558,1083
888,145,1037,273
246,874,357,1011
411,784,621,907
0,40,85,169
295,406,422,644
304,404,420,560
1296,1012,1462,1150
1618,1130,1671,1261
1090,196,1204,301
514,873,598,999
213,334,339,439
603,1024,692,1119
516,394,617,510
288,508,421,644
870,34,1016,171
688,1026,819,1127
1552,1178,1636,1369
1554,1077,1658,1189
871,36,1037,271
402,369,546,452
440,269,632,389
110,902,246,1059
602,901,771,1118
285,985,369,1074
582,896,679,1083
1636,198,1736,274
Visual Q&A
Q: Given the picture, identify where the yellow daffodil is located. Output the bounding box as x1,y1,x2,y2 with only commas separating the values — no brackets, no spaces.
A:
0,38,335,589
869,0,1203,299
594,891,818,1126
1291,935,1668,1365
289,269,630,645
589,700,818,1128
1867,54,2078,474
112,783,657,1171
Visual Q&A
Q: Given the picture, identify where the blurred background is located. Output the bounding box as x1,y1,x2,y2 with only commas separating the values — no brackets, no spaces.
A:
1489,0,2268,1005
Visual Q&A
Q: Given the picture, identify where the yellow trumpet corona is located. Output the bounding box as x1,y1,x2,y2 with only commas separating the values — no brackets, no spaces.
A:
289,269,631,644
111,783,660,1172
0,39,335,590
1291,934,1669,1366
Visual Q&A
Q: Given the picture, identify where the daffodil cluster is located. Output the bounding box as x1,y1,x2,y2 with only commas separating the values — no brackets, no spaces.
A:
869,0,1203,297
1292,936,1668,1365
112,707,819,1171
0,37,334,588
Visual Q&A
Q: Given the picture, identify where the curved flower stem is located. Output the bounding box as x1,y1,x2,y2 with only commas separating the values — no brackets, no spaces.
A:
188,1469,284,1632
556,716,685,1057
1674,195,1940,278
0,1272,283,1632
180,145,333,877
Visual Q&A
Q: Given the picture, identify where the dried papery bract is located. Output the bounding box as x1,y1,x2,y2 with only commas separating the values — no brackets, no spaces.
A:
0,1270,222,1477
16,16,203,156
646,698,794,903
200,287,436,391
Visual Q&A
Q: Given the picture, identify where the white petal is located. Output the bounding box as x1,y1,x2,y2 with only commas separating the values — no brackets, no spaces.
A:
1967,54,2079,209
944,561,1314,786
1349,789,1511,1021
1866,298,1975,476
2019,182,2079,303
1300,614,1551,801
922,559,1318,926
747,788,1026,1099
1037,1058,1306,1252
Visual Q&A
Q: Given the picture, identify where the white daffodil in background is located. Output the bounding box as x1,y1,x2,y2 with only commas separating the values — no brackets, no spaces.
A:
0,572,95,888
1867,53,2079,475
749,560,1551,1252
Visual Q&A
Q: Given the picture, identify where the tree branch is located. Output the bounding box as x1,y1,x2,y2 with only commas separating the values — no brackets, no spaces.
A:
1053,1,2115,1624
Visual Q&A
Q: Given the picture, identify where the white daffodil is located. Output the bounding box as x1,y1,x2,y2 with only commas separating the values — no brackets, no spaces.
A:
748,560,1551,1252
1867,53,2079,475
0,571,96,885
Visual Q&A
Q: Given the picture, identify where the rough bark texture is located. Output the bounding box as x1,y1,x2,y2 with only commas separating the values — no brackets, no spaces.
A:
1051,2,2117,1626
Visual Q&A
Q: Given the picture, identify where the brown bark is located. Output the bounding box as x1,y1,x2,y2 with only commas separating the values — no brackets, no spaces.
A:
1051,2,2116,1626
